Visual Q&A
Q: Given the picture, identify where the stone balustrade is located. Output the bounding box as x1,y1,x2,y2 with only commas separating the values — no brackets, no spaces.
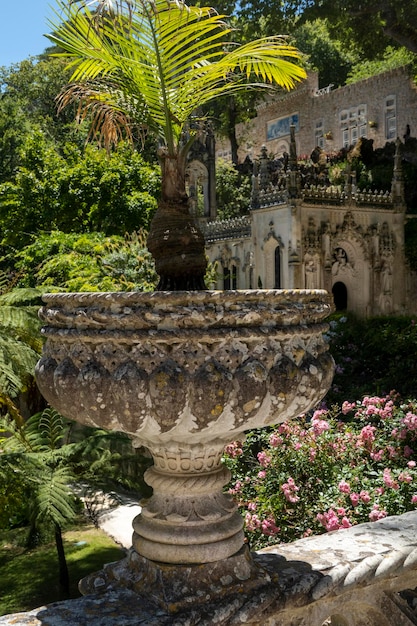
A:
301,186,393,208
203,215,252,242
2,509,417,625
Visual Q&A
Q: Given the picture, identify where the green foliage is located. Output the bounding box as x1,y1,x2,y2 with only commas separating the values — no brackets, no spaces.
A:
0,281,43,402
326,313,417,404
0,134,160,250
1,409,79,534
295,19,358,88
0,405,152,533
215,159,252,219
0,57,78,184
295,0,417,60
346,47,414,84
10,230,158,292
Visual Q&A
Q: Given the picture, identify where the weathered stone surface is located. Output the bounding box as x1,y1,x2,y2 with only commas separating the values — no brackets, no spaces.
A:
35,290,334,565
36,290,334,443
2,511,417,625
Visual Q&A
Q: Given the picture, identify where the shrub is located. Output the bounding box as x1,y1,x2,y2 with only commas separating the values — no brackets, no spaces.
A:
325,314,417,403
224,394,417,550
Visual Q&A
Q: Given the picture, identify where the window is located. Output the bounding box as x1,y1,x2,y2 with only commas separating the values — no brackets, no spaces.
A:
385,95,396,140
339,104,367,147
315,119,324,148
359,124,367,138
358,105,367,123
223,265,237,290
274,247,281,289
223,266,230,290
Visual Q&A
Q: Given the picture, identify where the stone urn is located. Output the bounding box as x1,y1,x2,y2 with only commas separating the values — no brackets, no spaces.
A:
35,289,334,571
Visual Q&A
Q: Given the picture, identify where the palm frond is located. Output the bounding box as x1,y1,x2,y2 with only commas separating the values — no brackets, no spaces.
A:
48,0,306,152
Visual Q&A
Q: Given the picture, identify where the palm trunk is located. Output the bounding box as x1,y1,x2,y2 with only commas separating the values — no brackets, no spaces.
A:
54,522,70,595
147,148,207,290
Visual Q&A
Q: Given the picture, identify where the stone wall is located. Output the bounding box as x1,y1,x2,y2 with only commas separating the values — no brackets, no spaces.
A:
215,66,417,161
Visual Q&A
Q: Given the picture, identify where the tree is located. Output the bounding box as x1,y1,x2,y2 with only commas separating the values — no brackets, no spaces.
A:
294,0,417,59
216,158,252,219
1,409,80,594
0,133,160,250
48,0,306,289
346,46,414,85
294,19,358,88
0,57,82,184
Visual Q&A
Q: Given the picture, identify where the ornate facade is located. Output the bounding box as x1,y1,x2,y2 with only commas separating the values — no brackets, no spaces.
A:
204,135,417,316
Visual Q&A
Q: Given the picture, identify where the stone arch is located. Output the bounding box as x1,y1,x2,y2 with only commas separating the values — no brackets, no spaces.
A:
330,237,369,315
332,281,348,310
264,234,283,289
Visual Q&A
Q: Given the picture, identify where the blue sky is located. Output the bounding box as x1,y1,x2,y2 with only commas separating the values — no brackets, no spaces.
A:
1,1,53,67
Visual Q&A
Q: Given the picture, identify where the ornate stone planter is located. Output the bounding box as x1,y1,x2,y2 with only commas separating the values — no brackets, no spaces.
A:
35,289,333,571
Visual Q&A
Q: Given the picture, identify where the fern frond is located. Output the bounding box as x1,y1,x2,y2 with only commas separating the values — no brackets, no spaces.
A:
0,273,10,295
31,465,77,528
0,288,44,307
0,333,40,397
39,409,65,451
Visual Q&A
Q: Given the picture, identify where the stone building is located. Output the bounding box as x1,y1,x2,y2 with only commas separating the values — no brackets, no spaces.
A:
205,66,417,316
216,66,417,162
204,133,417,316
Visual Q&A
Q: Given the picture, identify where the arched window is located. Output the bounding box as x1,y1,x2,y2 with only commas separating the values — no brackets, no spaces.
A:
223,265,237,290
223,266,230,290
274,247,281,289
231,264,237,289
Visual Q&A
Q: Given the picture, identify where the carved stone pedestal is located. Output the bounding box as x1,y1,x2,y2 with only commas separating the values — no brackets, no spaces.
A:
79,546,270,612
132,445,243,564
35,289,334,572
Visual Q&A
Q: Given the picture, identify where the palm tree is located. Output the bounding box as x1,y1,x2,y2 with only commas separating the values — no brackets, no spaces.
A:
48,0,306,289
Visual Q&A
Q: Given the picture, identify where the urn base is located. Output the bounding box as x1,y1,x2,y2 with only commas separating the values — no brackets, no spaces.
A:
79,545,271,613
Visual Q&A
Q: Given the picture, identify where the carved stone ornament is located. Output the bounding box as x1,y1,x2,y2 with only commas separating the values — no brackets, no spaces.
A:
35,290,334,572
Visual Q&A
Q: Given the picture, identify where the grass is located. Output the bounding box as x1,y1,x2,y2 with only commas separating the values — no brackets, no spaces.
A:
0,520,126,616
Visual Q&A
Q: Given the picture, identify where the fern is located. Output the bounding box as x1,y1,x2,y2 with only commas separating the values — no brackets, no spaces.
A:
0,285,43,403
31,464,77,529
0,271,10,294
0,334,40,398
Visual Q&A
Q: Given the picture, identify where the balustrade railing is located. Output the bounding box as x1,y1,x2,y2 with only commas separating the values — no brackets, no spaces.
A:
2,510,417,625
